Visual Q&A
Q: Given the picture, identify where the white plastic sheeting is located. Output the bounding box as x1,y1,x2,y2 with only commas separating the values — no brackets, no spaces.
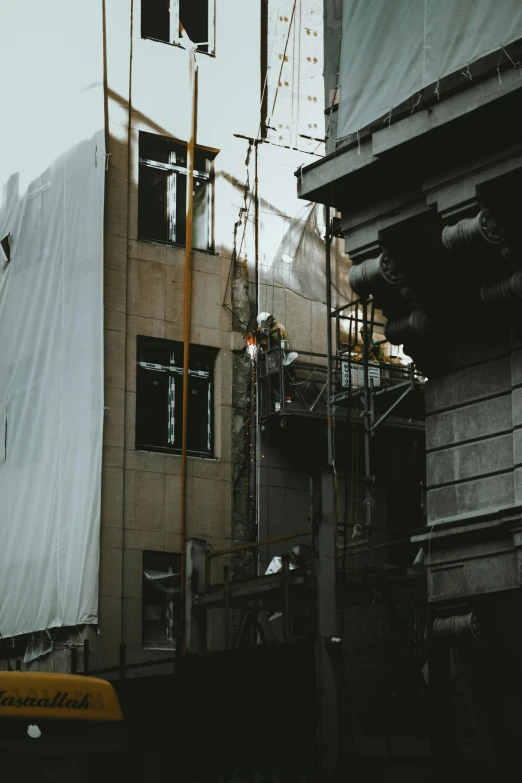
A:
337,0,522,139
262,202,350,304
0,2,105,638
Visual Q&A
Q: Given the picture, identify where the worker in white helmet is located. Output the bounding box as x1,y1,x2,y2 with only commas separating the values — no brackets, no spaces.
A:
256,312,288,344
255,313,294,408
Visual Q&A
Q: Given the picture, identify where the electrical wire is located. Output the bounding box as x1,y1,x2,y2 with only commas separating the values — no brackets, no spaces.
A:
236,0,322,268
286,369,318,386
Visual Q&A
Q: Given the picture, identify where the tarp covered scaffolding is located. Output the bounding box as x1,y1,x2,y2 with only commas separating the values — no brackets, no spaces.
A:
329,0,522,140
0,1,105,640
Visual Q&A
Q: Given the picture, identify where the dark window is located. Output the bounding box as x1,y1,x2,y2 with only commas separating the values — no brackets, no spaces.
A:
141,0,214,54
142,550,181,649
138,132,215,251
136,335,216,458
179,0,209,51
141,0,170,42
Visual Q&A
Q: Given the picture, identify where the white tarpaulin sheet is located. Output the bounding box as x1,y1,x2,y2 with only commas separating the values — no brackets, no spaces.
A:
337,0,522,139
0,2,105,638
262,202,350,303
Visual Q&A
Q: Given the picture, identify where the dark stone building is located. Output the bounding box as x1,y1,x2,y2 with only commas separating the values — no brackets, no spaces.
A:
299,1,522,768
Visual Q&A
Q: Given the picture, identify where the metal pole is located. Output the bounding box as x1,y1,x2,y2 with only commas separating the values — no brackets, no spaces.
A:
325,207,334,465
254,140,261,578
282,554,291,640
312,473,339,780
361,297,373,553
207,527,311,559
184,538,207,655
224,565,231,649
181,52,199,633
254,140,259,318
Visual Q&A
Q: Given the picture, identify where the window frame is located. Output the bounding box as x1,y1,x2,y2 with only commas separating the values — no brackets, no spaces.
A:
135,336,217,459
141,0,216,56
142,550,182,651
138,132,216,253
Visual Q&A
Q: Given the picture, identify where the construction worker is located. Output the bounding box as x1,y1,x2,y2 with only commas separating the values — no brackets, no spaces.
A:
255,313,295,408
256,312,288,347
354,324,385,362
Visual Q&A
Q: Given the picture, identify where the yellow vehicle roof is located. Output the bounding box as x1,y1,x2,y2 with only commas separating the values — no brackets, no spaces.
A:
0,671,122,722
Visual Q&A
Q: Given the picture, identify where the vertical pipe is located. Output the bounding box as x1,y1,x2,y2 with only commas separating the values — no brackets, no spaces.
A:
282,554,291,640
224,565,231,649
254,141,260,319
361,298,373,552
181,53,199,619
71,646,78,675
325,207,334,465
254,140,260,576
312,473,339,780
118,0,134,652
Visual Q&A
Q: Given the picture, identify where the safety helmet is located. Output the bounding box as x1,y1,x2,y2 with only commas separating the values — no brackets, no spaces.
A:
257,312,273,327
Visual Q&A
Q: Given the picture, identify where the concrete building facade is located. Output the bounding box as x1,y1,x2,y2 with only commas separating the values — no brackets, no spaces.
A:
1,0,342,675
100,0,339,671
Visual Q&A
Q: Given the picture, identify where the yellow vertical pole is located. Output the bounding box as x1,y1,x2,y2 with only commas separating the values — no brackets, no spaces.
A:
181,51,198,646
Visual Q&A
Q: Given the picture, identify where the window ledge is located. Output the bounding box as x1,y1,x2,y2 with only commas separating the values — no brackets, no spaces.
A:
136,447,218,462
138,237,218,257
142,35,215,57
142,35,186,49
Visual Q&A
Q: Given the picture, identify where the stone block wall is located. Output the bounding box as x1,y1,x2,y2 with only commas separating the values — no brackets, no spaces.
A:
425,331,522,525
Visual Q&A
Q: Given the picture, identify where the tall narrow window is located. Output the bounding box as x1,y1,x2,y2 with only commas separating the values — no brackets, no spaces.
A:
142,550,181,650
178,0,210,51
141,0,215,54
136,336,216,458
138,132,215,252
141,0,170,42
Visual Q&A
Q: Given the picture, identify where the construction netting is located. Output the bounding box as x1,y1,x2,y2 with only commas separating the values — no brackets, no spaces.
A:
331,0,522,139
0,2,105,639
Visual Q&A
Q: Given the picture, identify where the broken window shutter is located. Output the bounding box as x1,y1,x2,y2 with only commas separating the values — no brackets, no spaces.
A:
169,0,180,43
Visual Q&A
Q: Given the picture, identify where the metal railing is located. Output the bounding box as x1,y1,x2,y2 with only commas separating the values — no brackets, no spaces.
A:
257,332,424,421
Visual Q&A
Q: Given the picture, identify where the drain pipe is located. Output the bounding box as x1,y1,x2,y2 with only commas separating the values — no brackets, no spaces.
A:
181,51,198,642
325,207,334,466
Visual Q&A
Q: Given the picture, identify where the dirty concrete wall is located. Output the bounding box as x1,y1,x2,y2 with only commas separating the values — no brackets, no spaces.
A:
99,0,261,668
258,420,424,572
425,328,522,525
99,0,342,666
